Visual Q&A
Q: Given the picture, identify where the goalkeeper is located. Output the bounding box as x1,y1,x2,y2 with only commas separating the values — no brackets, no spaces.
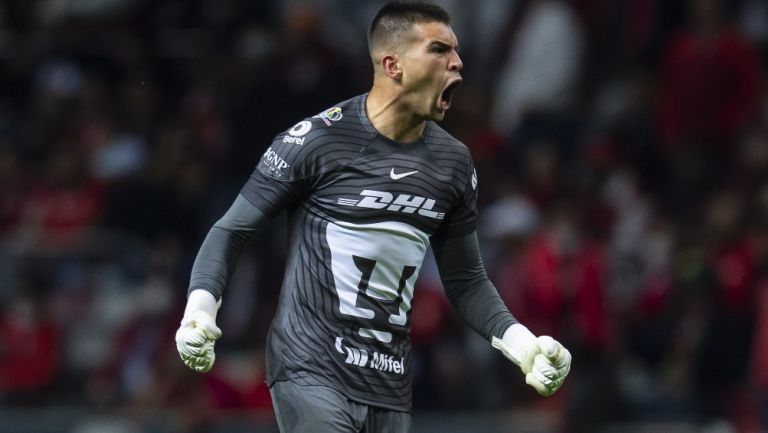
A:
176,2,571,432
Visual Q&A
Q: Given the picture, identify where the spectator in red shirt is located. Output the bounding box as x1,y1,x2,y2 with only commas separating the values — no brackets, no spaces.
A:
0,293,60,404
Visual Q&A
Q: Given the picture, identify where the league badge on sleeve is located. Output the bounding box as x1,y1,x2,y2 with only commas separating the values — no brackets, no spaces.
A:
314,107,343,126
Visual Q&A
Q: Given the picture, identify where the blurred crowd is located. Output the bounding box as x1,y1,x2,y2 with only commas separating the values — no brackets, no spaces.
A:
1,0,768,432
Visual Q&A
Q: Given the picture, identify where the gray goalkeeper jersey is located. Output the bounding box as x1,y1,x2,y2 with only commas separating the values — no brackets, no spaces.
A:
240,94,478,411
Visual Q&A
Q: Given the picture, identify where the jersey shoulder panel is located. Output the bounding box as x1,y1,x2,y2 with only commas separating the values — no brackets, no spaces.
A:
258,95,373,182
424,121,475,189
424,122,473,168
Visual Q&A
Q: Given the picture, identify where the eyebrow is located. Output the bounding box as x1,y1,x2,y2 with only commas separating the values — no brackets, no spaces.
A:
429,40,459,52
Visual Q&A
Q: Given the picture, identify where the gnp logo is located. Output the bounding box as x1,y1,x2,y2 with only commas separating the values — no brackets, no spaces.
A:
335,337,405,375
261,147,290,177
314,107,343,126
337,190,445,220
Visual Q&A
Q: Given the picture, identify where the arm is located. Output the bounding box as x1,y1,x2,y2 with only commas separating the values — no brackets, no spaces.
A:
431,231,516,341
188,194,269,301
176,115,328,372
176,194,271,372
176,114,334,372
432,231,571,396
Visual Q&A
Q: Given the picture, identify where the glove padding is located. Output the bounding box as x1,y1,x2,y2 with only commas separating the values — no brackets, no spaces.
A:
175,310,222,373
492,326,571,396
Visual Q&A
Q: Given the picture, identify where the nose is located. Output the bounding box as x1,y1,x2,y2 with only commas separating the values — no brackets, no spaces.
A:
449,50,463,72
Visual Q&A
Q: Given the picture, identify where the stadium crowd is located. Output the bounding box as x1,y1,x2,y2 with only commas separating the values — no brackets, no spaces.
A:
1,0,768,432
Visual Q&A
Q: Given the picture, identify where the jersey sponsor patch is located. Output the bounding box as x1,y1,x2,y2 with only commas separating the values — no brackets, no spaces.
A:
289,120,312,137
335,337,405,375
337,190,446,220
282,135,305,145
260,146,290,178
283,120,312,145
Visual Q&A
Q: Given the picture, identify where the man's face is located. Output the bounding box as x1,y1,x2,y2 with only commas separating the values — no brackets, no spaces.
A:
398,21,463,121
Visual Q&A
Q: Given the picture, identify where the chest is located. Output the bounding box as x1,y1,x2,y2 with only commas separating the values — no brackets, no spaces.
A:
309,144,459,234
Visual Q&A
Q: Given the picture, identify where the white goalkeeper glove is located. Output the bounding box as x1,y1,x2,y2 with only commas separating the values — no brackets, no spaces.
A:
492,323,571,396
175,290,222,373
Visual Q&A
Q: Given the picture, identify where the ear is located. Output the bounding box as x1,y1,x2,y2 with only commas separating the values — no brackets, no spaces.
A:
382,54,402,81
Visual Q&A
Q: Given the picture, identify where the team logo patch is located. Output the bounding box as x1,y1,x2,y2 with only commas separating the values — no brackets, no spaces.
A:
314,107,343,126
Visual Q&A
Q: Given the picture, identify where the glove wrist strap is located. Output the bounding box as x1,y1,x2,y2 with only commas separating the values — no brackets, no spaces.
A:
492,323,537,367
184,289,221,320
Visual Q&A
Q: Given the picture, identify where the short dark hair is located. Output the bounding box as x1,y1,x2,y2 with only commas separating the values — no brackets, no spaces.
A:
368,1,452,55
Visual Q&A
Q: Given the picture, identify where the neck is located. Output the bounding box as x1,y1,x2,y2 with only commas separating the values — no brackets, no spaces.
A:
366,81,426,142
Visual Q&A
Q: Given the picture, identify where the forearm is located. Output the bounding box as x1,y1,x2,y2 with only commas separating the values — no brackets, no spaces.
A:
434,233,571,396
433,231,517,341
188,194,270,300
177,194,269,373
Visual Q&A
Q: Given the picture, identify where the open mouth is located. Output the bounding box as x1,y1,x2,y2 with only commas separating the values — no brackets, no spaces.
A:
440,80,461,111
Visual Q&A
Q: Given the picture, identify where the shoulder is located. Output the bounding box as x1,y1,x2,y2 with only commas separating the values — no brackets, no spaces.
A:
275,94,370,150
424,122,477,193
259,95,370,180
424,122,473,166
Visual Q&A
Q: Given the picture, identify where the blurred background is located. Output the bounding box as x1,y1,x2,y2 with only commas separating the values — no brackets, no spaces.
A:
1,0,768,432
